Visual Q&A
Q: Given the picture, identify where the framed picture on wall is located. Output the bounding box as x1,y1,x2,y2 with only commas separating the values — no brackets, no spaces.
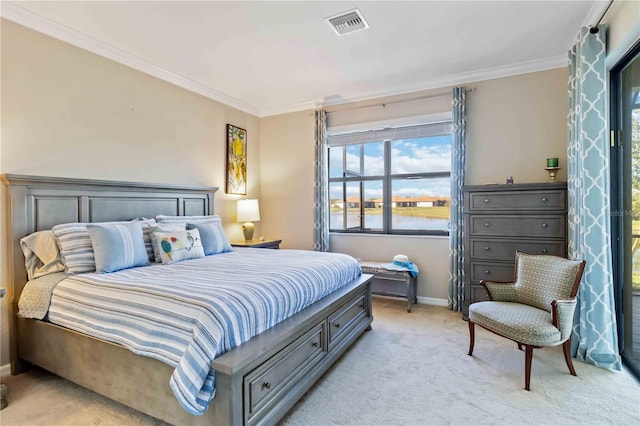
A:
226,124,247,195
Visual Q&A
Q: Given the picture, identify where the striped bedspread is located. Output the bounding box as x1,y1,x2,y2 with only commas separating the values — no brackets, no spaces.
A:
47,248,361,415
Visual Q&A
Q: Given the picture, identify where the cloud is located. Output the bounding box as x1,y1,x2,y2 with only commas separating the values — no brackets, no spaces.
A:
329,136,452,199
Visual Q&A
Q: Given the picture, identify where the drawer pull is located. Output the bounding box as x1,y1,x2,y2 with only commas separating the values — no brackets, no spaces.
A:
484,246,490,251
484,223,490,227
542,249,548,254
484,198,490,203
312,342,319,348
484,270,490,275
334,323,341,328
542,223,548,228
263,382,272,390
541,197,548,202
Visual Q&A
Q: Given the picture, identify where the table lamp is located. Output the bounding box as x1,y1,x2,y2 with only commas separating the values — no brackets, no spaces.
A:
237,199,260,241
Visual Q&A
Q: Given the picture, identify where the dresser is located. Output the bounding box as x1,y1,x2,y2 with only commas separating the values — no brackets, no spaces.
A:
462,183,567,319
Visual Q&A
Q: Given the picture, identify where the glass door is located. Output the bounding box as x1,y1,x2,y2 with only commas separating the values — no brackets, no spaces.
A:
612,41,640,379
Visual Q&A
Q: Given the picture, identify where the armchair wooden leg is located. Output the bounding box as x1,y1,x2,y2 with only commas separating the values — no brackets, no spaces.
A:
524,345,533,391
563,339,577,376
468,321,475,356
517,343,523,350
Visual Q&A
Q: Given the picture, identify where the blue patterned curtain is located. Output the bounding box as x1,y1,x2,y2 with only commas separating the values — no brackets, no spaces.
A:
313,110,330,252
448,87,466,311
567,27,621,371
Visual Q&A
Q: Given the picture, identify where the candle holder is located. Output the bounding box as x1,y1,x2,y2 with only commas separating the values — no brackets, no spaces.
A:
545,167,561,181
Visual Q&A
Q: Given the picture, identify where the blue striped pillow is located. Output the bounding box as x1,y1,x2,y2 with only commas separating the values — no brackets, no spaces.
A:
186,221,232,255
87,222,150,273
52,219,156,274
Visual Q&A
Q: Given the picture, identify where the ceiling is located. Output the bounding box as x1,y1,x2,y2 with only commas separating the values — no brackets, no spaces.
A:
2,1,608,117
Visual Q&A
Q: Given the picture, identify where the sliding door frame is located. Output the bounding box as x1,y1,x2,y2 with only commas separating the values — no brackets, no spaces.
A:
610,38,640,380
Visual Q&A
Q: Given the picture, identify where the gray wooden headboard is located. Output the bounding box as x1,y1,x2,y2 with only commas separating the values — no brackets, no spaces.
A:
2,174,218,371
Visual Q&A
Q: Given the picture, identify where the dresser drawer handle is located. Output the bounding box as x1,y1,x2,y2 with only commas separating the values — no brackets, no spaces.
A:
484,246,490,251
484,223,490,227
484,270,490,275
312,342,319,348
263,382,272,390
541,197,548,202
542,223,548,228
542,249,549,254
334,323,341,328
484,198,490,203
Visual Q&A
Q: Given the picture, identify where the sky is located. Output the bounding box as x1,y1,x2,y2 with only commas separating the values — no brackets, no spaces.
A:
329,135,452,200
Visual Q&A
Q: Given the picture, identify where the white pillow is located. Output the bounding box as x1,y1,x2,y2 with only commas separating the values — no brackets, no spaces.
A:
20,230,65,280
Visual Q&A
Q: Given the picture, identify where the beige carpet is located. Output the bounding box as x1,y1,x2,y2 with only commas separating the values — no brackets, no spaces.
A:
1,298,639,426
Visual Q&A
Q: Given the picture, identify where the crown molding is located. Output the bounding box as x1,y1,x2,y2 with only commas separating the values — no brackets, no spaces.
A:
581,0,612,28
259,55,568,117
0,2,261,117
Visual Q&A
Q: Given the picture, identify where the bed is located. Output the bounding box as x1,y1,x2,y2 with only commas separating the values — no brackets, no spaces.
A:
2,174,373,425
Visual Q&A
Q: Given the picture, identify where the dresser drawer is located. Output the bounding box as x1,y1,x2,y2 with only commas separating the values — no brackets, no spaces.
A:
470,261,515,283
469,239,566,261
244,322,326,420
469,283,491,304
468,215,565,238
328,293,367,350
468,190,565,212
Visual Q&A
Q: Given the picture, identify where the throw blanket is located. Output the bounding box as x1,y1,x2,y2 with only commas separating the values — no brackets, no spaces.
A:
46,249,361,415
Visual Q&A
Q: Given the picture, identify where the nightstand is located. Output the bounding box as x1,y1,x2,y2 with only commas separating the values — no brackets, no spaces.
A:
231,239,282,249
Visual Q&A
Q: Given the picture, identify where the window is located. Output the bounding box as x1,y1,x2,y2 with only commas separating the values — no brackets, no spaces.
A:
328,122,452,235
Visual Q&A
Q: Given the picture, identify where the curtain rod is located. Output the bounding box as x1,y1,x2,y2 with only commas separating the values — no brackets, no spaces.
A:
326,88,474,114
589,0,614,34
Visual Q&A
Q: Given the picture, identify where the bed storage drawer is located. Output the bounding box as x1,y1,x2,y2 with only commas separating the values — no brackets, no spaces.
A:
328,293,367,350
244,322,326,422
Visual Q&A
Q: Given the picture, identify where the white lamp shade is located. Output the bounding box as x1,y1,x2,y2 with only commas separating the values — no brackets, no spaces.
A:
237,199,261,222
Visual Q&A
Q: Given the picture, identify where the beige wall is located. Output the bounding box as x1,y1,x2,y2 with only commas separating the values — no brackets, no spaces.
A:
259,110,316,250
604,0,640,68
466,68,569,185
0,20,260,367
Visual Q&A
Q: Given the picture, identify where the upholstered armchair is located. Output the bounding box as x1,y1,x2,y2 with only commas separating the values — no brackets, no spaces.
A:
467,251,586,390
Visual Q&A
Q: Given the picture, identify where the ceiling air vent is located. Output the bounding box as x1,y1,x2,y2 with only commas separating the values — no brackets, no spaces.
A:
326,9,369,36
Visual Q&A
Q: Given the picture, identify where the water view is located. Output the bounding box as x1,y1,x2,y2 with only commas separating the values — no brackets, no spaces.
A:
331,211,449,231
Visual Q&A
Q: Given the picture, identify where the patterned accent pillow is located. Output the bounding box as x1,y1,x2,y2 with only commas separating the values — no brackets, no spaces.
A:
151,229,205,265
186,220,232,255
87,222,150,273
52,219,156,274
148,223,186,263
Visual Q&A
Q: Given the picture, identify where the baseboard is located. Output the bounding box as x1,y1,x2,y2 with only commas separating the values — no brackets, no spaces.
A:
0,363,10,376
374,294,449,307
416,296,449,307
